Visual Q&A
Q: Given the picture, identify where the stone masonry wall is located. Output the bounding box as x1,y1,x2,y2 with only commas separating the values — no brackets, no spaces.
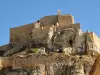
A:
10,15,75,43
10,23,34,43
58,15,74,26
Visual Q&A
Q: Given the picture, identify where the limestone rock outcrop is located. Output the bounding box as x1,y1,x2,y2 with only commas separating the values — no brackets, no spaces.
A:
0,53,95,75
90,55,100,75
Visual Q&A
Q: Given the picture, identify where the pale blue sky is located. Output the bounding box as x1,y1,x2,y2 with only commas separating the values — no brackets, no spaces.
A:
0,0,100,46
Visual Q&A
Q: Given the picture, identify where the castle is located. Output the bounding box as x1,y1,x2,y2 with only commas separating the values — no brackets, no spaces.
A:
0,10,100,75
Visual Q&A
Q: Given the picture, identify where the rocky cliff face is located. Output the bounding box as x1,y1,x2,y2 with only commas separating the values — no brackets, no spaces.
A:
89,55,100,75
0,53,95,75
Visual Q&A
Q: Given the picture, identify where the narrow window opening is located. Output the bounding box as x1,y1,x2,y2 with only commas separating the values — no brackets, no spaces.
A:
69,39,73,47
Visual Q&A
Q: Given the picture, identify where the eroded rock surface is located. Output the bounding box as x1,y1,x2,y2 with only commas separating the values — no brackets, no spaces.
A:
0,53,95,75
89,55,100,75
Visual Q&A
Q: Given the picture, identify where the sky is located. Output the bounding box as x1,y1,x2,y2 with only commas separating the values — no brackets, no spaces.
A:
0,0,100,46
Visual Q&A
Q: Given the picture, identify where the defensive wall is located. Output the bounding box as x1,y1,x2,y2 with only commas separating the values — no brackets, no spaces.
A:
10,14,75,43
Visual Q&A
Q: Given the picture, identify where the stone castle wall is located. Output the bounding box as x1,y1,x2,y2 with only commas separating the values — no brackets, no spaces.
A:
10,15,75,43
10,23,34,43
40,15,58,25
58,15,74,26
0,57,12,69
